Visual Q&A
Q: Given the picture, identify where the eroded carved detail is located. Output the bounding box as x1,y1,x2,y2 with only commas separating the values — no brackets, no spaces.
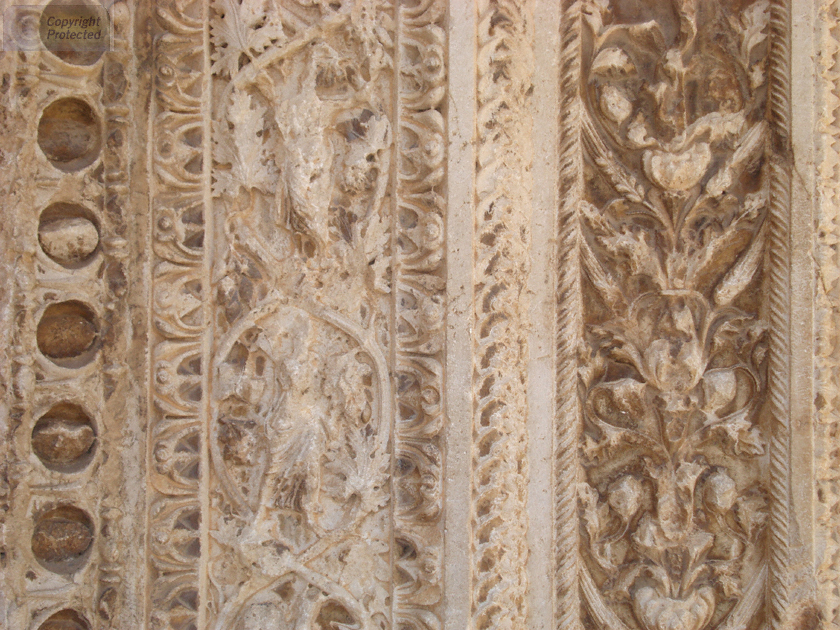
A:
205,1,445,628
149,1,206,628
472,2,533,629
393,2,446,628
210,305,391,630
576,3,775,630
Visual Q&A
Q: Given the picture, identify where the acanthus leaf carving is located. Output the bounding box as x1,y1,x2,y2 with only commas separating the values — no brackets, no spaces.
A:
577,2,773,630
198,1,446,628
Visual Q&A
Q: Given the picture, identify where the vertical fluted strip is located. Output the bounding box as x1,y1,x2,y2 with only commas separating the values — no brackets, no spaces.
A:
767,1,793,628
556,1,583,630
472,1,533,628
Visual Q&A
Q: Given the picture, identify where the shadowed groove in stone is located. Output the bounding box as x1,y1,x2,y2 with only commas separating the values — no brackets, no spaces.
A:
37,98,101,172
32,402,96,472
36,609,91,630
36,300,99,367
39,0,110,66
31,505,94,573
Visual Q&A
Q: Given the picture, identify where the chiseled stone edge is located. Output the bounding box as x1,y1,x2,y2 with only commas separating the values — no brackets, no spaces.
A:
556,2,583,630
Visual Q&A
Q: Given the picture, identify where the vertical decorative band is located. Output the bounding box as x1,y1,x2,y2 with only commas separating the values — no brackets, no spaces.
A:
205,1,443,629
198,0,213,625
148,1,206,628
816,0,840,627
556,1,583,630
394,1,447,629
571,3,784,630
472,1,533,628
766,1,793,627
0,2,133,629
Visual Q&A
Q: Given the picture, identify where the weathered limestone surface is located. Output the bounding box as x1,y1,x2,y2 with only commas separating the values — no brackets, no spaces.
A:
0,1,835,630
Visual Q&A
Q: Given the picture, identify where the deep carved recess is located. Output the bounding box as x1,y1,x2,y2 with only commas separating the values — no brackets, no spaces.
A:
37,97,102,172
31,505,95,574
37,609,93,630
568,3,788,630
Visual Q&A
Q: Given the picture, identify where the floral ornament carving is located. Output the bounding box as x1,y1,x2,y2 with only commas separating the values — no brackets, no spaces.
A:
211,0,394,283
149,0,207,627
578,3,771,630
210,305,391,629
206,1,445,628
149,0,442,626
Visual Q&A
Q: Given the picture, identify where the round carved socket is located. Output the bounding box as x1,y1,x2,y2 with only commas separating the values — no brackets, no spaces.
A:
37,98,101,172
36,301,99,367
38,203,100,267
31,505,94,573
37,609,91,630
32,403,96,472
39,0,110,66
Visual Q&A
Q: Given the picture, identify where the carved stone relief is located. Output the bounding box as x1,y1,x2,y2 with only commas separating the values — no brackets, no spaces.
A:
573,2,774,630
0,1,832,630
149,1,446,629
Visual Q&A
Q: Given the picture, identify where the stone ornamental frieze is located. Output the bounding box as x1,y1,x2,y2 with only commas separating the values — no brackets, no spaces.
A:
0,1,833,630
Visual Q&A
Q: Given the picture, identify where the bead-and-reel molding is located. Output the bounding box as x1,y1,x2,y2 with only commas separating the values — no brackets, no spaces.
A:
19,4,111,624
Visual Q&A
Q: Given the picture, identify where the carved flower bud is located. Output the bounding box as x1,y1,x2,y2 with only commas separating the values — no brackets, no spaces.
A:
643,142,712,191
645,337,704,394
608,475,643,522
601,85,634,125
704,471,737,513
591,47,635,75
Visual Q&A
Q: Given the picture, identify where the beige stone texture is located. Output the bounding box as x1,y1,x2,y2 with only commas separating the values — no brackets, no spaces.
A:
0,1,835,630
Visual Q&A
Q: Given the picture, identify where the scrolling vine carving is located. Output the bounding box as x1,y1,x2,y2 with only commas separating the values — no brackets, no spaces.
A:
208,1,395,626
576,3,772,630
148,0,446,626
203,1,446,628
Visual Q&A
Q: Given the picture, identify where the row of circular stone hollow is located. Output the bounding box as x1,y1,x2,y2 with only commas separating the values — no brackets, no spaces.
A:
32,91,104,630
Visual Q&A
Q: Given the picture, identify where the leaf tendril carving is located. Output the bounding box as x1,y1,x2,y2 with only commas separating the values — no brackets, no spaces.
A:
578,3,772,630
